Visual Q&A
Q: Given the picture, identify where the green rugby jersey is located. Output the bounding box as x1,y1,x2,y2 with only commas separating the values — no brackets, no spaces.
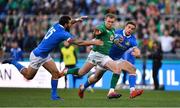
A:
92,23,115,55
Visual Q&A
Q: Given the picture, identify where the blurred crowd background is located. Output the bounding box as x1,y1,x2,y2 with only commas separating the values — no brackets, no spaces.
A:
0,0,180,60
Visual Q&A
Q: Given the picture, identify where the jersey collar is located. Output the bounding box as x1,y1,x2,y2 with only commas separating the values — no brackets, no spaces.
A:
123,30,132,38
59,24,65,29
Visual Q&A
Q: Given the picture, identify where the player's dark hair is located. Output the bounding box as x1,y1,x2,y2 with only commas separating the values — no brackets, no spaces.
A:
59,15,71,26
105,13,116,19
125,21,136,28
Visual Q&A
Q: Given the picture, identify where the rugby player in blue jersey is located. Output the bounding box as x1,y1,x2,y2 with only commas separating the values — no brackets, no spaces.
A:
78,21,143,99
1,15,103,100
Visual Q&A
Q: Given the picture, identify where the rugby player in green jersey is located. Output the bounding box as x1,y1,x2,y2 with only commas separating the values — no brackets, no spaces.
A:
60,13,120,88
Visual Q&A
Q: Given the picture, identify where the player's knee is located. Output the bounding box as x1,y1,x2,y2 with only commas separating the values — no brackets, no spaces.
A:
77,69,86,78
113,67,121,74
52,71,60,79
22,69,35,80
25,75,34,80
77,74,83,78
93,75,99,82
131,66,136,74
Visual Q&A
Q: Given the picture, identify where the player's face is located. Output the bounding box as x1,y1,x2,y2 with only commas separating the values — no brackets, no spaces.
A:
65,20,72,32
105,17,116,29
124,24,136,36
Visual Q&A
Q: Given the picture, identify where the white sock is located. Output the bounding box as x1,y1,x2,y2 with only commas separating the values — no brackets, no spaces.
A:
130,87,135,93
80,84,84,90
108,88,115,94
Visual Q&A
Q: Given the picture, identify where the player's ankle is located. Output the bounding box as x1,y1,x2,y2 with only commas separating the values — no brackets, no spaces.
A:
108,88,115,94
80,84,85,91
130,87,135,93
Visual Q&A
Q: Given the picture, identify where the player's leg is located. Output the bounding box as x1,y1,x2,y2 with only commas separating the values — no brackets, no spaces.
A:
62,62,94,78
78,67,105,99
117,60,143,98
62,51,97,77
122,70,127,84
94,56,122,99
42,59,63,100
107,73,122,99
86,72,95,93
104,60,121,74
78,62,95,77
1,53,39,80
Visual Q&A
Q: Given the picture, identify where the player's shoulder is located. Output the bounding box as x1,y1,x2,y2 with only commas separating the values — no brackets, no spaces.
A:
96,23,106,30
53,23,64,31
115,29,123,34
131,34,136,39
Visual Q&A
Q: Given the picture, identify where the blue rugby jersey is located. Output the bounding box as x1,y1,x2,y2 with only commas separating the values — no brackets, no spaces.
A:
33,23,74,58
109,29,137,61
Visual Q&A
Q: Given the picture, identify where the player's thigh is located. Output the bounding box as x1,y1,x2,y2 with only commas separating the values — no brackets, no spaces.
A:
43,60,59,77
118,61,136,74
79,62,94,76
104,60,120,74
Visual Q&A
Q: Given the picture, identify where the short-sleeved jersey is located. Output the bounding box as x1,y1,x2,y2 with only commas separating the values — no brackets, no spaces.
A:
33,23,74,58
92,23,115,55
109,29,137,60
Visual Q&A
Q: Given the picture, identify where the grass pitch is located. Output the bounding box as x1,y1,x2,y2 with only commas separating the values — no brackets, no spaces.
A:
0,88,180,107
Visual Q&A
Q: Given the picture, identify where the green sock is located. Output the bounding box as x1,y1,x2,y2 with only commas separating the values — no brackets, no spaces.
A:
110,73,120,88
65,67,79,75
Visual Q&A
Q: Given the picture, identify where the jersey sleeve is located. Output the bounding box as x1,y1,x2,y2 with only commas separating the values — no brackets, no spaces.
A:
115,29,122,34
64,32,75,43
114,29,123,39
131,36,138,47
114,33,123,40
96,25,105,33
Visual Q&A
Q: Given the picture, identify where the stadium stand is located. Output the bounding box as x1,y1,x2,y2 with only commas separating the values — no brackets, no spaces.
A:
0,0,180,59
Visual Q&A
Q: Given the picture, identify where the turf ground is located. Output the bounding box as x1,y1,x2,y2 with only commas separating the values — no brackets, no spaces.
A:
0,88,180,107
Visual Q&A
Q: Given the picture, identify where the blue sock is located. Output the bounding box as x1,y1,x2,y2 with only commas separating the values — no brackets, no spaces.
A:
51,79,58,97
129,75,136,88
11,60,25,72
84,80,91,91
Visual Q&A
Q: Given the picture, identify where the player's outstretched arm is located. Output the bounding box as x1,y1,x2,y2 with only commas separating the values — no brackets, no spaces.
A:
93,28,102,36
72,39,103,46
71,16,88,25
131,47,141,58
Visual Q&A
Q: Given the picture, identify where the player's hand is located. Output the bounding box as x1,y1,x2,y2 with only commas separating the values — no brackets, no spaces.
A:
93,29,102,36
131,48,141,57
113,38,120,45
113,37,123,45
92,39,104,46
76,16,88,22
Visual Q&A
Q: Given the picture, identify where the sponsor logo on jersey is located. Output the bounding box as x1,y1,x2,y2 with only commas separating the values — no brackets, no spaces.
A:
125,41,130,46
119,37,124,43
110,35,114,41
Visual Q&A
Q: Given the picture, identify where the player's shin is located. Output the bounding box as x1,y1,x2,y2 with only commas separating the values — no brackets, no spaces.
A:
107,73,122,99
109,73,120,93
83,76,96,91
51,79,60,100
129,74,136,92
11,60,25,72
65,67,79,76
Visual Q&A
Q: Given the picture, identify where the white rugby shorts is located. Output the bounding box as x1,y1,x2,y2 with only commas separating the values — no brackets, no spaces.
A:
29,52,52,69
86,50,112,67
